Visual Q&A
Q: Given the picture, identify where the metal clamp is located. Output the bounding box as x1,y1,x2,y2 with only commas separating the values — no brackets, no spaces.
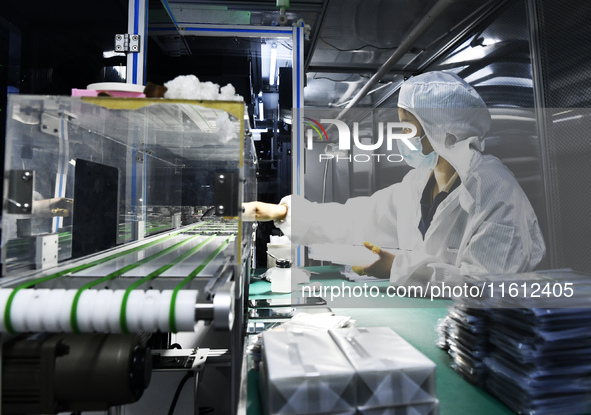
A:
151,348,230,372
214,171,239,217
7,170,34,214
35,234,59,270
40,113,62,137
152,348,210,372
115,34,141,53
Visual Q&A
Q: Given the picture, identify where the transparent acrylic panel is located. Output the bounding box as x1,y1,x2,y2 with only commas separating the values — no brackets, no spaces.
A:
2,95,246,278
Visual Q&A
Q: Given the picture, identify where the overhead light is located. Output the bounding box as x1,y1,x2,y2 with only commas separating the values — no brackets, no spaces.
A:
258,99,264,121
482,37,502,46
269,43,278,86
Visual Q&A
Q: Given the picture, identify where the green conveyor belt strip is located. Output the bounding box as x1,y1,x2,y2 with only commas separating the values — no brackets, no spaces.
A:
169,235,235,333
118,234,218,333
3,222,211,334
146,224,177,233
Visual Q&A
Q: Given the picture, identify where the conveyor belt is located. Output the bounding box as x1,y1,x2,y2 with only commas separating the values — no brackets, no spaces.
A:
0,220,239,334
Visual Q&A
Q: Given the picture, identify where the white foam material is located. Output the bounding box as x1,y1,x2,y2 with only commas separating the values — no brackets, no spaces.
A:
216,111,238,143
163,74,243,101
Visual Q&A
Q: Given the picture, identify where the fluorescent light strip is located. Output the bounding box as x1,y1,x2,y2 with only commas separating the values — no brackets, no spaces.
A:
269,44,278,86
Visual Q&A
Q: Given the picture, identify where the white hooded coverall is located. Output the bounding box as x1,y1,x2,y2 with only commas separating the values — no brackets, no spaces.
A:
276,72,546,287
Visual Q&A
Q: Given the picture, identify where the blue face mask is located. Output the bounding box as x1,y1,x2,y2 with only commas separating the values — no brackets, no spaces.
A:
397,134,438,169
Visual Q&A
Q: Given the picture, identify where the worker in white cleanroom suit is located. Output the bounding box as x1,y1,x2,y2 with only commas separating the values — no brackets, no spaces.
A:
244,71,546,287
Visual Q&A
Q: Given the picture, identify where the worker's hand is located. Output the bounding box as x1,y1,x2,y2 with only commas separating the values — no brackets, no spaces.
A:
242,202,288,222
351,241,395,279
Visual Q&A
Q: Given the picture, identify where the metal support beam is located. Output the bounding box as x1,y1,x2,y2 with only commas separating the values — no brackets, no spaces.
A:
159,0,192,55
149,23,294,38
293,22,305,267
158,0,324,12
127,0,148,85
304,0,329,73
527,0,556,268
416,0,511,74
339,0,458,116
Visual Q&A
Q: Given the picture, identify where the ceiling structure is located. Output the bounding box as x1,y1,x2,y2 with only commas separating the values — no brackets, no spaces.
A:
146,0,511,109
1,0,520,109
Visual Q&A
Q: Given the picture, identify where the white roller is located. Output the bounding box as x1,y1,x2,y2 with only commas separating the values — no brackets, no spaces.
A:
57,290,78,332
106,290,126,333
90,289,116,332
0,288,201,333
77,289,99,332
42,289,68,332
11,289,37,332
24,289,52,332
10,289,77,332
124,290,143,332
158,290,174,332
125,290,160,332
26,289,55,331
140,290,161,332
175,290,199,332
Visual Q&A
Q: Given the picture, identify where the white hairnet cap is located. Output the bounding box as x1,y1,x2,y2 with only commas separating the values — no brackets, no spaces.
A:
398,71,491,176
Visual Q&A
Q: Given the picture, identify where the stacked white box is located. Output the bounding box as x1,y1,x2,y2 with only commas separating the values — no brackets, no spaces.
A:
329,327,437,412
260,330,357,415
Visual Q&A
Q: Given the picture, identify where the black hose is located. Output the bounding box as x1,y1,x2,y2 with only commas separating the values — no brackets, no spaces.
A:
167,372,194,415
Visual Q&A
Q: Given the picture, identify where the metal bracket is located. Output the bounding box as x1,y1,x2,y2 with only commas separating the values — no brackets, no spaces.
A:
135,220,145,241
151,348,231,372
151,348,210,372
35,234,59,269
115,34,140,53
40,113,62,137
172,213,181,229
214,171,239,217
7,170,34,214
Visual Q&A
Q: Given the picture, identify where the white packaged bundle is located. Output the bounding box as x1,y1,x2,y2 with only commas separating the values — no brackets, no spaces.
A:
357,400,440,415
329,327,437,409
260,330,356,415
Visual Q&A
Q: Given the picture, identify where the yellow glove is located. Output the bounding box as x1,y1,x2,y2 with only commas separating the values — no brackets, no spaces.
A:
351,241,395,279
